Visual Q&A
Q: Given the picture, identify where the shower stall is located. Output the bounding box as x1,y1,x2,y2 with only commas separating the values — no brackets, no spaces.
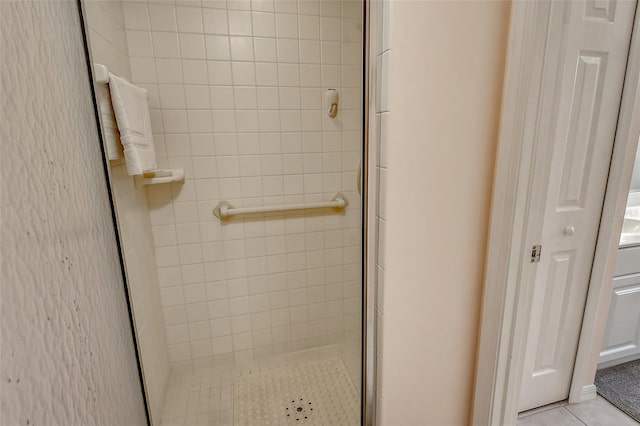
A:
80,0,368,423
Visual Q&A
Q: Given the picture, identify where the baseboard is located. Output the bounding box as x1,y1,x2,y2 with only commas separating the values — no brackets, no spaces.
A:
579,384,598,402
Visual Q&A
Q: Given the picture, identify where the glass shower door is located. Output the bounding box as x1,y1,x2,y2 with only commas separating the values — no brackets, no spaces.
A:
80,0,366,423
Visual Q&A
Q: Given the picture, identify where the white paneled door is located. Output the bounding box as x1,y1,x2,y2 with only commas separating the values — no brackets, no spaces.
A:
518,0,636,412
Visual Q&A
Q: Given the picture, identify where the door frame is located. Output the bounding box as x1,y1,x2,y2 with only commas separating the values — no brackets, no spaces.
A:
471,2,640,425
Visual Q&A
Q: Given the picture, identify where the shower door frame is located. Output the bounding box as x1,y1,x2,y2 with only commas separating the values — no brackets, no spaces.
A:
472,2,640,425
77,0,377,423
357,0,377,424
362,0,378,424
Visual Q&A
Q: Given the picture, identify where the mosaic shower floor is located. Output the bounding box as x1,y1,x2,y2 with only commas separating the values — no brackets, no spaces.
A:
160,342,361,426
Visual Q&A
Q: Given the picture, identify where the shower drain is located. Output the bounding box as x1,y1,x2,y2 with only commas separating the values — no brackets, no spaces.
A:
285,398,314,422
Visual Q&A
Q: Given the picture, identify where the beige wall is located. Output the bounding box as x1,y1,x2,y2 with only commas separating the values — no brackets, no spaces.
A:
376,1,510,424
0,1,147,424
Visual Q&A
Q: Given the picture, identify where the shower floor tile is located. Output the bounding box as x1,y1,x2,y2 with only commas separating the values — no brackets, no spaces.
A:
233,357,358,425
159,342,360,426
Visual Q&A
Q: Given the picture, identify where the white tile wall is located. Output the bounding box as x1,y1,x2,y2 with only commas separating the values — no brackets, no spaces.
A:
108,164,172,424
372,0,389,423
84,1,171,423
122,0,364,367
85,1,133,80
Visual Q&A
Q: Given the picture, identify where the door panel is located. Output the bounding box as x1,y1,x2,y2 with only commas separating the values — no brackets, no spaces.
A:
601,278,640,360
534,252,575,373
518,0,636,412
557,52,606,210
599,245,640,367
585,0,617,21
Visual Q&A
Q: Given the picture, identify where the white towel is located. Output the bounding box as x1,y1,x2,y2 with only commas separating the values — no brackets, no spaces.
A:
95,83,124,161
108,73,157,175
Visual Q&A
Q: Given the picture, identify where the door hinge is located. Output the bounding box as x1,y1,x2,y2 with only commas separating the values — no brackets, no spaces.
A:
531,244,542,263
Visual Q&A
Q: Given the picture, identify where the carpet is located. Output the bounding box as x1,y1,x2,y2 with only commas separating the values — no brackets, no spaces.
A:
595,359,640,423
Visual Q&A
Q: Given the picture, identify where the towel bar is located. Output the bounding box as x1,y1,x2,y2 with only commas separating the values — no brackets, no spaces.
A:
213,193,349,219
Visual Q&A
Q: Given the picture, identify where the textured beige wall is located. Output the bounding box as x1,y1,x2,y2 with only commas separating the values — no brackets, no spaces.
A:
0,1,147,424
376,1,510,425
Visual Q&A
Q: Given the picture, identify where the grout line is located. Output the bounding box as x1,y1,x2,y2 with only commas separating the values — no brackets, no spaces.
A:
560,407,588,426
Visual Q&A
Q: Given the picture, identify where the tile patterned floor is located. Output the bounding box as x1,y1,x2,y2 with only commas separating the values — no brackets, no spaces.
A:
518,396,639,426
233,357,359,425
160,342,361,426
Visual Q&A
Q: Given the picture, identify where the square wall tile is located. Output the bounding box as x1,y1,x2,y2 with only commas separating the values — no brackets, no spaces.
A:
203,8,228,34
275,13,298,38
176,6,203,33
179,33,206,59
126,30,154,57
252,12,275,37
123,3,151,31
228,10,253,35
206,61,231,85
230,36,254,61
149,4,177,32
205,35,231,60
